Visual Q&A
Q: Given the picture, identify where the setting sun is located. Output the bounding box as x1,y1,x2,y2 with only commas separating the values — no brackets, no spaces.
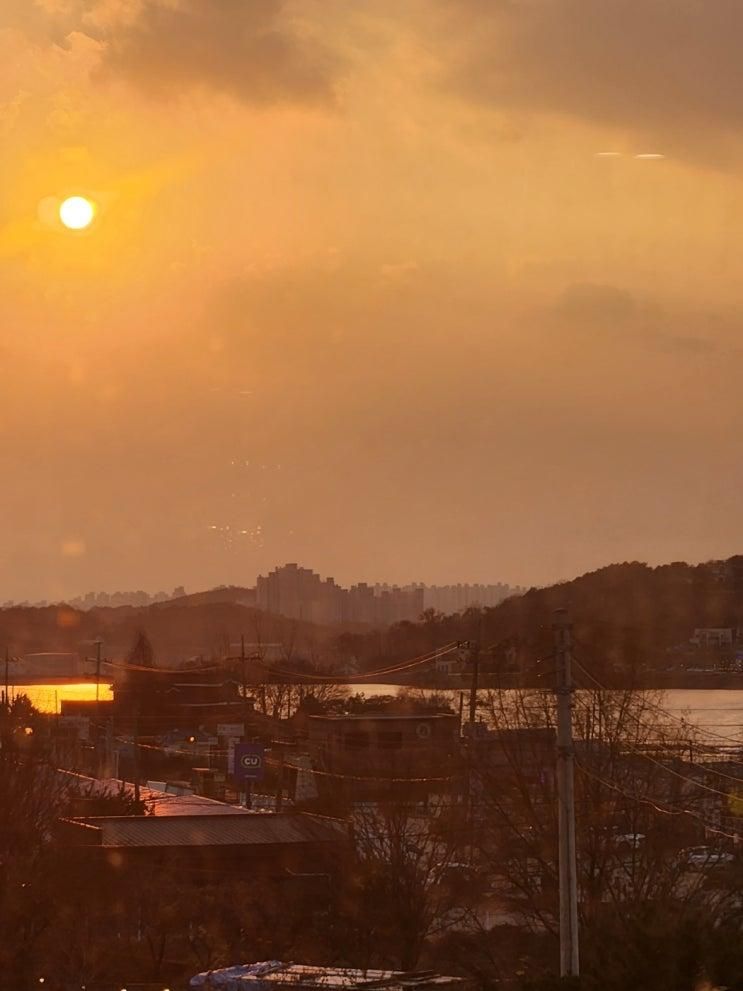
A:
59,195,96,230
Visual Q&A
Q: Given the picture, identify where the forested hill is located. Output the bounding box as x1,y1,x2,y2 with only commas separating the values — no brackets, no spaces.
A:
0,600,340,664
3,558,743,676
341,558,743,679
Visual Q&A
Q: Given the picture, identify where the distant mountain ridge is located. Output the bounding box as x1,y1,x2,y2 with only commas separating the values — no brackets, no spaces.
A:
3,558,742,680
332,557,743,680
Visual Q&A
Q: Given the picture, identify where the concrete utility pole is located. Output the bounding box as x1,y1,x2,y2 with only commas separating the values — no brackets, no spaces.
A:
94,638,103,706
133,702,142,806
93,638,103,776
273,739,286,812
239,634,253,810
554,608,579,978
3,646,9,709
467,640,480,726
240,634,249,728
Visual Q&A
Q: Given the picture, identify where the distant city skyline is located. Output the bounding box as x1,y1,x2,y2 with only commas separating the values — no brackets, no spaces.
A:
3,564,523,613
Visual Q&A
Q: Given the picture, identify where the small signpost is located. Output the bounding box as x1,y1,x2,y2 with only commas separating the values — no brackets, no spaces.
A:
217,723,245,738
233,742,265,810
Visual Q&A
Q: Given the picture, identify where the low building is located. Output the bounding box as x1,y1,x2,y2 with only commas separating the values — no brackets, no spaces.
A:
112,665,244,733
691,628,735,649
306,712,462,799
434,651,463,677
58,809,348,879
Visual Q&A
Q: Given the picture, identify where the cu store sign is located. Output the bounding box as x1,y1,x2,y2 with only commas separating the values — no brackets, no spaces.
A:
233,742,266,782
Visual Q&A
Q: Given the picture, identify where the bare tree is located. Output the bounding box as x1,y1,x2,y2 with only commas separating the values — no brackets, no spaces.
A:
350,796,471,969
0,725,72,986
470,686,730,959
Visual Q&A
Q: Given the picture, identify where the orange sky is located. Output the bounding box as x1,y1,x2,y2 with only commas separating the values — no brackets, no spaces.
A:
3,0,743,601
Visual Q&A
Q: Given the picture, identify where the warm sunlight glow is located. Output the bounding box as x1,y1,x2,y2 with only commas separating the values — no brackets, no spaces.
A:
59,195,96,230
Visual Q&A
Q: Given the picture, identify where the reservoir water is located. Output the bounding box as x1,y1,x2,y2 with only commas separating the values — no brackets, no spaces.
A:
7,682,743,739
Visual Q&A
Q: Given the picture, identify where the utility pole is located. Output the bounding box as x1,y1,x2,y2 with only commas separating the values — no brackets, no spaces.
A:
94,638,102,706
463,640,481,865
554,608,579,978
240,634,249,729
86,638,109,776
133,703,141,805
240,635,252,810
3,647,9,710
468,640,480,726
94,638,103,776
274,740,286,812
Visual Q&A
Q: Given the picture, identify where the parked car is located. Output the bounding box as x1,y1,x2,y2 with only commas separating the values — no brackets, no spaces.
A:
682,846,734,868
612,832,645,849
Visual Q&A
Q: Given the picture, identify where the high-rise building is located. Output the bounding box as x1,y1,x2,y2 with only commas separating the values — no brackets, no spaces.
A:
255,565,522,626
256,565,424,626
256,564,345,625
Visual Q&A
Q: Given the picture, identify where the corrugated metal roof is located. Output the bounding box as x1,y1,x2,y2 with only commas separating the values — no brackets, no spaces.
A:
190,963,471,990
57,770,250,816
71,812,346,848
141,789,251,816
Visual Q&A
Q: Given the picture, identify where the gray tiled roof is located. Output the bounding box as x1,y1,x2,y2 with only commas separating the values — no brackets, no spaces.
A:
70,812,346,848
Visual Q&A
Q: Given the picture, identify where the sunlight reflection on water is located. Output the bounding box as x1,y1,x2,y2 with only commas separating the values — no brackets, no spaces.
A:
9,682,743,736
9,682,113,713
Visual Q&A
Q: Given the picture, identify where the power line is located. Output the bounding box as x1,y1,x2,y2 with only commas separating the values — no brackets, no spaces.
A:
110,733,459,783
575,758,742,845
103,660,222,674
571,636,743,750
250,643,462,683
571,658,743,802
98,642,461,685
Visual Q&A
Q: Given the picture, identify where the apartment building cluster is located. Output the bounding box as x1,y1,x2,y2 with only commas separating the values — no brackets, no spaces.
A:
256,564,424,626
382,581,520,615
256,564,520,627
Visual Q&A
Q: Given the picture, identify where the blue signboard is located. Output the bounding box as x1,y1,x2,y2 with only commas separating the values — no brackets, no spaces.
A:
234,742,265,782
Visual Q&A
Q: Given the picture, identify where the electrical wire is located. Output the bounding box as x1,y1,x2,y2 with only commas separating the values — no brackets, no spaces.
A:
95,642,461,686
571,658,743,802
575,758,742,845
570,651,743,790
571,636,743,750
249,642,462,683
102,660,222,674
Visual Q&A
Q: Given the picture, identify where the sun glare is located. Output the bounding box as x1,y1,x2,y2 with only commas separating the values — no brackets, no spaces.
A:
59,195,96,230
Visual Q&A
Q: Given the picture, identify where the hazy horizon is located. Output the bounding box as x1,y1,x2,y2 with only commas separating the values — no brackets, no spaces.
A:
4,1,743,601
7,549,739,608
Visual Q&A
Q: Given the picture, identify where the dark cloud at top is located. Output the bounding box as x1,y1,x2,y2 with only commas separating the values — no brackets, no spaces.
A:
446,0,743,162
95,0,337,105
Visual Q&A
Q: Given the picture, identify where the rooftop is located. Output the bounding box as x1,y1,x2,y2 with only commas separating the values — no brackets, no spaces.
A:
308,713,458,722
64,812,347,848
190,962,472,991
58,770,250,816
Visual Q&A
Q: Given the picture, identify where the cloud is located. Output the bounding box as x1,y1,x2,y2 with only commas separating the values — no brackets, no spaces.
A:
91,0,338,105
443,0,743,163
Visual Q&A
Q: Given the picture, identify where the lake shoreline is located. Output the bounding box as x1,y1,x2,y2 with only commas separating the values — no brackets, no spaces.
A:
9,672,743,692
